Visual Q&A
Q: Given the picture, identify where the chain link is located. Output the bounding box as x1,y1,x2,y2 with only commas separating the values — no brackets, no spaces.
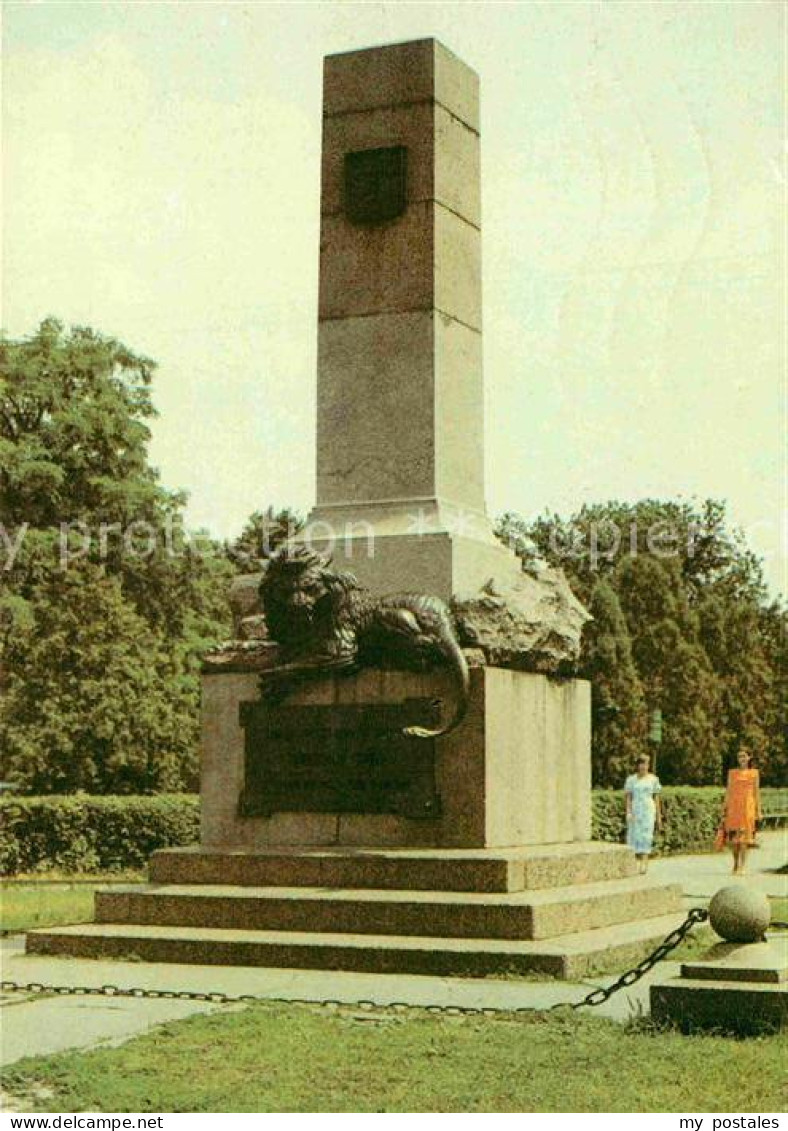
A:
545,906,710,1013
0,908,712,1017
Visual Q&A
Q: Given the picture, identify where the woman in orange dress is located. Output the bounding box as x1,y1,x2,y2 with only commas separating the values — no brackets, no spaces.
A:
721,748,762,875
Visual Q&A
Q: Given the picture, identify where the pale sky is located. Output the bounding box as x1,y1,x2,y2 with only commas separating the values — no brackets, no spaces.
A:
3,1,785,593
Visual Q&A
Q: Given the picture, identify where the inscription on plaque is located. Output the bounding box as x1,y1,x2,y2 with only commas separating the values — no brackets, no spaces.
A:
239,698,441,819
344,146,407,225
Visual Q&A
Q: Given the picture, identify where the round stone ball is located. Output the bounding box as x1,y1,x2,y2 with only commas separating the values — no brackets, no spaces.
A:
709,885,771,943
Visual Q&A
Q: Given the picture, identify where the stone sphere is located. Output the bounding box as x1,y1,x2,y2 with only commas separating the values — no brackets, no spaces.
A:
709,885,771,943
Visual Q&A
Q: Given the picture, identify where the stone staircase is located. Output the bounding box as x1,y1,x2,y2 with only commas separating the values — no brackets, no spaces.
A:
26,842,685,979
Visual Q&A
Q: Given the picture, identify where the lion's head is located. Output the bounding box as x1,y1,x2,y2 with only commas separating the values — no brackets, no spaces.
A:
260,545,361,656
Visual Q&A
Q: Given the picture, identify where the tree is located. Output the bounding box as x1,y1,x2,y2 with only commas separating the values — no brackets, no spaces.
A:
1,318,165,530
759,599,788,785
0,319,232,793
582,582,647,786
522,498,769,607
495,500,778,785
614,556,724,784
0,565,199,793
0,318,232,633
227,506,304,572
698,591,782,780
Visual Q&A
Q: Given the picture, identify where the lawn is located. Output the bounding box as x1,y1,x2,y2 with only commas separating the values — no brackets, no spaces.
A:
2,1002,785,1113
0,876,144,933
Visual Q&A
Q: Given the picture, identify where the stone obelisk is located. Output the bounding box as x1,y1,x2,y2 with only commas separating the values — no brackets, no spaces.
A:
305,38,518,598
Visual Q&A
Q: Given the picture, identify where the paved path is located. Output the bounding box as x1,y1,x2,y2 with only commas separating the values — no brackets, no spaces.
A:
649,828,787,901
2,832,785,1069
0,935,678,1069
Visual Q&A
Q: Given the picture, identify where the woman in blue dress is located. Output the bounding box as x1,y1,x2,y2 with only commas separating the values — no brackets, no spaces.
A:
624,755,663,873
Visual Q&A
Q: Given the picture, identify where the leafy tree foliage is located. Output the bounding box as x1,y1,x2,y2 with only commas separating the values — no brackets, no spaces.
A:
583,582,646,787
520,498,767,606
616,555,725,784
0,320,232,793
1,566,198,793
227,506,304,572
1,318,163,529
759,599,788,787
496,500,785,786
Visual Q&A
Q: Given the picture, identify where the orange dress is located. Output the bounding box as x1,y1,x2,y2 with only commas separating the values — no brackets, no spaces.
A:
723,768,760,846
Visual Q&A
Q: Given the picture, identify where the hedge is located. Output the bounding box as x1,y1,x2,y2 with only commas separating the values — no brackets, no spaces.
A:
0,794,200,875
593,786,726,855
1,788,782,875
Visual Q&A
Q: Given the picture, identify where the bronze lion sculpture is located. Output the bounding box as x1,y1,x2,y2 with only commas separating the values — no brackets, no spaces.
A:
259,545,469,739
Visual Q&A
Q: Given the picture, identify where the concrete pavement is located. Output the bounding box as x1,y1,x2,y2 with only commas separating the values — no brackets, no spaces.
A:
649,828,787,901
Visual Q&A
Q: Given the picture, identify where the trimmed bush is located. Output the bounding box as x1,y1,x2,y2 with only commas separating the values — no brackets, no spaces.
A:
2,788,782,875
593,786,727,854
0,794,200,875
761,788,788,825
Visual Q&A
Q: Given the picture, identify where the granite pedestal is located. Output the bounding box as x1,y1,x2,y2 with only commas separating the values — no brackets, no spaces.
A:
28,663,685,979
200,665,590,851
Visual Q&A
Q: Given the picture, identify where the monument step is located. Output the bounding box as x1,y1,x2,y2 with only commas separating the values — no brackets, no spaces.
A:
25,912,688,981
150,842,636,893
94,876,682,942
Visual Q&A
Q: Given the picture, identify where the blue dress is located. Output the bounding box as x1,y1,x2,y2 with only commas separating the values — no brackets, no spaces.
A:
625,773,662,853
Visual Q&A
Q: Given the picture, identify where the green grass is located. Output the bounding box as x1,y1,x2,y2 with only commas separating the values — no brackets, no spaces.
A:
2,877,786,1111
0,876,144,933
2,1003,785,1113
665,926,715,962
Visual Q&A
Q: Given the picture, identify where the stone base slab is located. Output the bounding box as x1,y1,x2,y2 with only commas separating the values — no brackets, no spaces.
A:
300,524,521,605
26,912,686,981
27,843,683,980
90,875,681,942
680,939,787,984
151,842,636,893
650,978,788,1034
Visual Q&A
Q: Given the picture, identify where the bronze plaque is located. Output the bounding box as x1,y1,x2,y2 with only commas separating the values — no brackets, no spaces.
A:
239,698,440,819
344,146,407,225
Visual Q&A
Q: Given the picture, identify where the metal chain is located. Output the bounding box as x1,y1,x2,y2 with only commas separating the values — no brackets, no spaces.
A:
551,906,709,1012
0,908,712,1017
